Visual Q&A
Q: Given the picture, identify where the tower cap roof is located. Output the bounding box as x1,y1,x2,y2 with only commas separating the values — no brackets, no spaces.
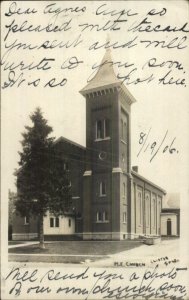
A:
80,48,136,104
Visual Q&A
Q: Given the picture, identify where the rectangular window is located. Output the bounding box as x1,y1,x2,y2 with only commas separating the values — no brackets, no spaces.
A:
97,211,103,222
96,119,110,140
24,216,29,225
103,211,108,221
97,211,108,222
96,120,103,139
68,218,71,227
64,162,69,170
100,181,106,196
50,218,54,227
55,217,59,227
104,119,110,137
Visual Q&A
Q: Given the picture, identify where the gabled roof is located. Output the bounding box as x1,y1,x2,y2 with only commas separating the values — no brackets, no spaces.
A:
80,49,136,104
54,136,86,150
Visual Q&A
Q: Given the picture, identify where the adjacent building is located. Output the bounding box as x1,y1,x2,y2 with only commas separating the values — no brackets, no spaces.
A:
161,193,180,237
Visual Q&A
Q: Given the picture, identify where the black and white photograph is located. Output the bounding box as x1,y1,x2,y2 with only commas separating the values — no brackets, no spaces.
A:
1,0,189,299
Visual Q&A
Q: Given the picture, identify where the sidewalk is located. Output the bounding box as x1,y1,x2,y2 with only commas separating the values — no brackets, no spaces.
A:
8,241,39,249
88,238,181,267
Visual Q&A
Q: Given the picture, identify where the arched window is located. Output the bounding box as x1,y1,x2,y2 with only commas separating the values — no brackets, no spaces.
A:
167,218,172,236
146,195,150,226
153,197,156,227
138,192,142,224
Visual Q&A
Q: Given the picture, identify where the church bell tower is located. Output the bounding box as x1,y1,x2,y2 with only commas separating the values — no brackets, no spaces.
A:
80,49,136,240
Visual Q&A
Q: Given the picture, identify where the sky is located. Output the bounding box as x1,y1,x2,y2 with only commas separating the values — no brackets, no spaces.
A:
1,0,189,201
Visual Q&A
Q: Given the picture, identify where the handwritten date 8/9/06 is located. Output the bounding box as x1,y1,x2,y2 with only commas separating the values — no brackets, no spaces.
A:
137,128,178,162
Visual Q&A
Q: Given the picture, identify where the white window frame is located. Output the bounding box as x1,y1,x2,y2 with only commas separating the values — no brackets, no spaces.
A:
50,217,60,228
95,119,111,141
96,211,103,222
138,192,142,225
96,120,103,140
100,181,106,197
24,216,29,225
104,119,110,138
153,196,156,227
96,211,109,223
145,195,150,226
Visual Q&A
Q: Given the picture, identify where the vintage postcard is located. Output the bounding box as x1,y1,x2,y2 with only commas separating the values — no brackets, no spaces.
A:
1,0,189,299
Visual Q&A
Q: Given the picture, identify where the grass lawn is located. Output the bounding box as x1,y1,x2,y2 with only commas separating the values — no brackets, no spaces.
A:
9,240,142,255
9,240,142,263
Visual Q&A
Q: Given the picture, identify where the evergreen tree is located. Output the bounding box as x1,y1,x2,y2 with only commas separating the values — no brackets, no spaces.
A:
15,108,72,248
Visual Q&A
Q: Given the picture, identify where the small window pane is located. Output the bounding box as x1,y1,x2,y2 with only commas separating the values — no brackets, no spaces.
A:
104,119,110,137
24,216,29,224
100,181,106,196
68,219,71,227
97,211,103,221
64,162,69,170
103,211,108,221
96,120,103,139
50,218,54,227
55,217,59,227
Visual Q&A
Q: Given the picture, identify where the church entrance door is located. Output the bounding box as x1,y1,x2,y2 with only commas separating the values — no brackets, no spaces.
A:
167,218,172,236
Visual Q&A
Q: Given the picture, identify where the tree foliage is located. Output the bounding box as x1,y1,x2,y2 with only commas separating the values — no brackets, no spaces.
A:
15,107,72,219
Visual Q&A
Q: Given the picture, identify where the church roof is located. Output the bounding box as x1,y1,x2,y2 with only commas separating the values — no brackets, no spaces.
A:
80,49,136,104
54,136,86,150
131,170,166,194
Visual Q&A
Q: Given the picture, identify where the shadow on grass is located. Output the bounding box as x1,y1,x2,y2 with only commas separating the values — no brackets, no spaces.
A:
9,240,142,256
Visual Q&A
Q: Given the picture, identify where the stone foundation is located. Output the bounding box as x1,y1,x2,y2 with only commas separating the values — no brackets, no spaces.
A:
12,233,38,240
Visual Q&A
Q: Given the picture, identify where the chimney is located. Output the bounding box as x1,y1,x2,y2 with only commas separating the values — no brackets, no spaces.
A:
132,166,138,173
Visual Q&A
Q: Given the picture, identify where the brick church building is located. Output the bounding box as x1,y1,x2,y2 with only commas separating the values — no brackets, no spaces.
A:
12,49,166,241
